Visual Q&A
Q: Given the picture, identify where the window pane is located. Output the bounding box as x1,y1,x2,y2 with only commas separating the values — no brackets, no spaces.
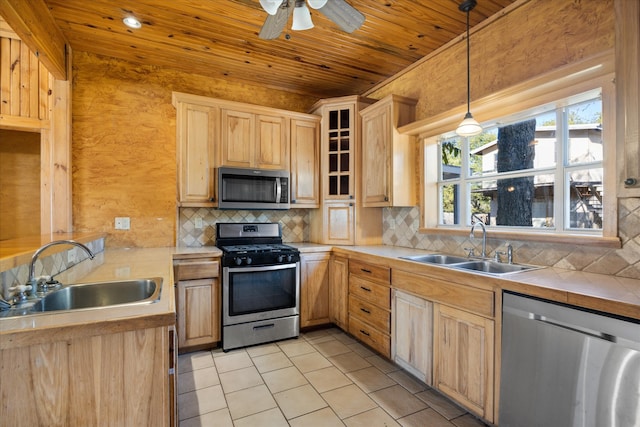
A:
532,111,557,169
470,174,555,228
440,136,462,181
469,129,498,176
567,99,602,165
440,183,460,225
568,168,603,229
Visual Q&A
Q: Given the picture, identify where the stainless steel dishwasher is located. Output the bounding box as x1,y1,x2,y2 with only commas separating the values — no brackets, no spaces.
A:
500,291,640,427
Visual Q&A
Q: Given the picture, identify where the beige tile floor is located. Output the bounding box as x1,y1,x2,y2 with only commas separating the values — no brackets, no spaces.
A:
178,327,488,427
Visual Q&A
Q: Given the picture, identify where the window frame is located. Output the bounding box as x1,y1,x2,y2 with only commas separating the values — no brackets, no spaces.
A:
416,53,620,247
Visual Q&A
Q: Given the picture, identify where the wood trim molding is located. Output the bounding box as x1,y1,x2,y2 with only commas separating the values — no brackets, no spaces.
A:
0,0,68,80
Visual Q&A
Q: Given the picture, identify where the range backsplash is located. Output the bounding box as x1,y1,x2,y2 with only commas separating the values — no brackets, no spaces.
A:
178,207,309,246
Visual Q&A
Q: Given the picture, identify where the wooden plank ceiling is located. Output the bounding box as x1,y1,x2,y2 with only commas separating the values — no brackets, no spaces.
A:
42,0,517,99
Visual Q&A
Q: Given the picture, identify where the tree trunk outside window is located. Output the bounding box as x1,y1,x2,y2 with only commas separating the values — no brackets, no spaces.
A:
496,119,536,226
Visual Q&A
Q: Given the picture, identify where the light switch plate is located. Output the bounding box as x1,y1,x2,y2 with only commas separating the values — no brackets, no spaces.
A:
195,217,203,229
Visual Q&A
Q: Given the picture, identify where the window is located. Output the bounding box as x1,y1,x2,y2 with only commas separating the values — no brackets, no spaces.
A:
435,90,605,234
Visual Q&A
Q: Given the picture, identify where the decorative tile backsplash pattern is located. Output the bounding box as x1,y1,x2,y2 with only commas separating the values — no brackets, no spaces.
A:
382,197,640,280
1,238,105,299
178,208,310,246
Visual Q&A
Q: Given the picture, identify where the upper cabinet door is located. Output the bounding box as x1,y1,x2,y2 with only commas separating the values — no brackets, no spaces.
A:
290,117,320,207
360,95,417,207
176,103,218,205
220,108,254,168
256,114,289,170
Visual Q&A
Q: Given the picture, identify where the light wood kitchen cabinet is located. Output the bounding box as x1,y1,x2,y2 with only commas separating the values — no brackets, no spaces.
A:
290,116,321,207
300,252,331,328
174,258,220,352
348,259,391,357
309,95,382,245
360,94,417,207
220,109,288,170
329,254,349,331
433,303,494,423
175,102,218,206
615,0,640,197
392,289,433,385
0,326,173,426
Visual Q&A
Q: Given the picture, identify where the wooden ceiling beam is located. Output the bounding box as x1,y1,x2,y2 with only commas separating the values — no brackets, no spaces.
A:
0,0,68,80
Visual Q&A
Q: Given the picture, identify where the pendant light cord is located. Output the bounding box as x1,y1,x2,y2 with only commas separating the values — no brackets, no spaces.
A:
465,7,470,114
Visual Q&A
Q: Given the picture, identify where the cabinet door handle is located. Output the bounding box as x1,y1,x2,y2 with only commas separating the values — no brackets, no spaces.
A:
360,286,371,292
360,307,371,314
361,268,372,273
359,329,370,336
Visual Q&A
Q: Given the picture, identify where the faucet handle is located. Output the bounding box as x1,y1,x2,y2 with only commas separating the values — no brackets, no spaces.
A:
494,251,506,263
463,247,476,257
8,284,32,303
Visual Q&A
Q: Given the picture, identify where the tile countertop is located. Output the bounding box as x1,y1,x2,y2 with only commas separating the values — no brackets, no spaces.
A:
1,246,216,349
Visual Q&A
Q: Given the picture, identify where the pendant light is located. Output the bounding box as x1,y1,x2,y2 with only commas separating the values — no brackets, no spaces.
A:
292,0,314,30
456,0,482,137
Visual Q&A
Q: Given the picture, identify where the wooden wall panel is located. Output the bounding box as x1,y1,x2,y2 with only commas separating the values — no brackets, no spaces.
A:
0,129,41,240
367,0,615,122
72,51,314,248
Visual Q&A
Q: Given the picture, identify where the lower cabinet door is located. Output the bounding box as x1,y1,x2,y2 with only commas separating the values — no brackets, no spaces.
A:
176,278,220,350
392,290,433,385
300,253,331,328
433,303,494,422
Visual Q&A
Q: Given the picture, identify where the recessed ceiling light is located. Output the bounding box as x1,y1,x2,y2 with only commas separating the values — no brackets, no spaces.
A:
123,16,142,29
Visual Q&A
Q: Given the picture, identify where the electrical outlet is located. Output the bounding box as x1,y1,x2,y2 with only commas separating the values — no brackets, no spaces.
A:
388,219,396,230
115,217,130,230
195,217,203,229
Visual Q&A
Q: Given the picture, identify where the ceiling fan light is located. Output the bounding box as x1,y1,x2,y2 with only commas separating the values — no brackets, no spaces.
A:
456,112,483,137
122,16,142,29
260,0,281,15
292,3,314,30
307,0,328,9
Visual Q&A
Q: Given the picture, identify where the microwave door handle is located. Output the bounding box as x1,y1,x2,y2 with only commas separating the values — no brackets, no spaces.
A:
275,177,282,203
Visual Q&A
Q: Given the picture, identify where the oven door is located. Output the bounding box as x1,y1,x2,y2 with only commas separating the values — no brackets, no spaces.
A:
223,262,300,326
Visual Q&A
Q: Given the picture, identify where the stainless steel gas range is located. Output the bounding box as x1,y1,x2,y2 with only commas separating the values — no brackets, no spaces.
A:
216,222,300,351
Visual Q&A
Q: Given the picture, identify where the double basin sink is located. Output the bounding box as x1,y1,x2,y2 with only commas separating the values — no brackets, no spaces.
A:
399,254,540,276
1,278,162,318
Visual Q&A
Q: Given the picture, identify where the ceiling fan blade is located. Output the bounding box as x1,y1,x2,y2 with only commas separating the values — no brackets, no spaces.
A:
259,1,292,40
317,0,365,33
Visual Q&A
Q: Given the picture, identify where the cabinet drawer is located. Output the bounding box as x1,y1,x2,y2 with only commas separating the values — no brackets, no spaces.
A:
349,276,390,308
349,315,390,358
349,295,390,333
174,261,219,281
349,260,390,284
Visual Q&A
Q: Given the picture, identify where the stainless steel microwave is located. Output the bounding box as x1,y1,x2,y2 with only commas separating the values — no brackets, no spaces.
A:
218,167,290,210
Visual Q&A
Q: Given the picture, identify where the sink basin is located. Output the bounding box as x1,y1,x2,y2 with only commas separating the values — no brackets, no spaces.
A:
400,254,470,264
30,278,162,312
452,260,539,275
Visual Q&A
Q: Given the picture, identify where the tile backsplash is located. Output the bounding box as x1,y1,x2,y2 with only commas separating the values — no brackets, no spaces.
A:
178,208,309,246
382,197,640,280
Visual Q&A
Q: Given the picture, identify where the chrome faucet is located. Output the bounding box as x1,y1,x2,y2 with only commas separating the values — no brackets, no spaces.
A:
28,240,95,295
470,221,487,258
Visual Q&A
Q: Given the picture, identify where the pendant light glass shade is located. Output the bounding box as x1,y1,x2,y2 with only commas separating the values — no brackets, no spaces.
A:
456,0,482,137
456,112,483,136
292,2,314,30
260,0,281,15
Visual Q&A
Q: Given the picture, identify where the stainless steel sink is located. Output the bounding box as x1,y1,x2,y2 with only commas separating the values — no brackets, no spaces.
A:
30,278,162,312
452,260,537,275
399,253,541,276
400,254,470,264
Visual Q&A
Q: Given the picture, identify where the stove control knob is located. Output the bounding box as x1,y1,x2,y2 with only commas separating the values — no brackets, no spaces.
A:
246,257,253,265
286,254,294,263
277,255,285,263
234,257,243,266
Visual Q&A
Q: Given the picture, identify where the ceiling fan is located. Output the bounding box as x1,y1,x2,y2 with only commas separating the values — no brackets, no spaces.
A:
258,0,365,40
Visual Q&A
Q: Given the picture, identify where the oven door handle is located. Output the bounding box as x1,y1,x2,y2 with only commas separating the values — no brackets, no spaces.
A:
224,262,298,273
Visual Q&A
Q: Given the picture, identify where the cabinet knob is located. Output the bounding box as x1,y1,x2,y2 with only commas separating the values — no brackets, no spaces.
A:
624,177,638,186
384,196,389,202
209,197,216,202
291,199,296,204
